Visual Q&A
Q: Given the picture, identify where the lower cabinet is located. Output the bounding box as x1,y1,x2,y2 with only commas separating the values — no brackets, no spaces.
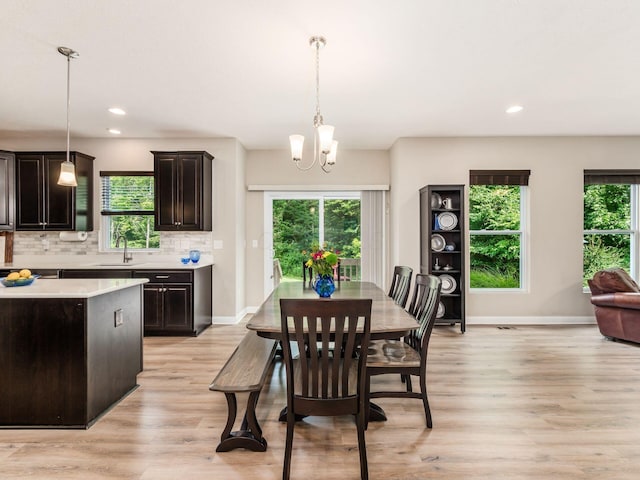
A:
60,266,212,336
134,268,211,336
0,286,142,427
137,273,192,333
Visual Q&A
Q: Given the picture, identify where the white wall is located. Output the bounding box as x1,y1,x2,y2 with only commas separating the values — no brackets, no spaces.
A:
244,148,390,308
390,136,640,323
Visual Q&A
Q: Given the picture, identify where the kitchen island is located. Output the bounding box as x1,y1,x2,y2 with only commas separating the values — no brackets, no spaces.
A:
0,278,147,428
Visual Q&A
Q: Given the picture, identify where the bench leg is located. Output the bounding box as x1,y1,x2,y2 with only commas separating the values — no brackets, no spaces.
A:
216,391,268,452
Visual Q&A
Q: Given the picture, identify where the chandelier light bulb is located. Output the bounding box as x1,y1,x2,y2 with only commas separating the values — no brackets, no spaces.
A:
326,140,338,165
317,125,334,154
289,135,304,161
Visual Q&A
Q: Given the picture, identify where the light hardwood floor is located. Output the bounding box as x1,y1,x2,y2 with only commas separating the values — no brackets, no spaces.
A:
2,322,640,479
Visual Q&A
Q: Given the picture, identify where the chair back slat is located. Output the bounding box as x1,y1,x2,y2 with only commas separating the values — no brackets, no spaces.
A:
280,299,372,401
406,274,441,352
388,266,413,308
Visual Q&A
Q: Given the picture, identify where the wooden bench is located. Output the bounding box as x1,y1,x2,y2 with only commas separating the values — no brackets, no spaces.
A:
209,330,277,452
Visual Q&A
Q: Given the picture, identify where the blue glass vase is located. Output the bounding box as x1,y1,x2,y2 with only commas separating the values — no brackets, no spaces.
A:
313,274,336,298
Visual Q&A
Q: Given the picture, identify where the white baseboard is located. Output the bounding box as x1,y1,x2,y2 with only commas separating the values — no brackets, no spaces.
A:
213,307,251,325
467,316,596,325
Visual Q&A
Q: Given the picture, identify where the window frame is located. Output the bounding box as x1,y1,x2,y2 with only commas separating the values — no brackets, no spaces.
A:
468,171,530,292
583,183,639,284
99,171,159,253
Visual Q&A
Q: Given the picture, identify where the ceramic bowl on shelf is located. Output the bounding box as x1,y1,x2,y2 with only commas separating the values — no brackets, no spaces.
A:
440,274,457,294
431,192,442,209
431,234,446,252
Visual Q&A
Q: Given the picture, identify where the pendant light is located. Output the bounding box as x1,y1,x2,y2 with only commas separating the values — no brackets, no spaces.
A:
289,36,337,173
57,46,79,187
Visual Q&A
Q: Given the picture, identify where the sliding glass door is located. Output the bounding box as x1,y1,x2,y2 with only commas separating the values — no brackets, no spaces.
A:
266,192,361,288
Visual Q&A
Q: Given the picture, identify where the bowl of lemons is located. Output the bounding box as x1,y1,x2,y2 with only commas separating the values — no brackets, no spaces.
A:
1,269,39,287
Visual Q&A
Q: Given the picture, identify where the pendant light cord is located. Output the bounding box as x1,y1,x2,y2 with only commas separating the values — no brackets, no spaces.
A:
66,52,71,163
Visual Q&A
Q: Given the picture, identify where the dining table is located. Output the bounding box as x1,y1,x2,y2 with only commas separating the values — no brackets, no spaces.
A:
246,280,419,421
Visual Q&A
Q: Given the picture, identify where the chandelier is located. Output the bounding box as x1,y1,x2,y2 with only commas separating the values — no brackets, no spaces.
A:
289,36,337,173
57,46,79,187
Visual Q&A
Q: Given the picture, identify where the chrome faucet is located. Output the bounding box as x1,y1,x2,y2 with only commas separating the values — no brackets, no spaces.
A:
115,235,133,263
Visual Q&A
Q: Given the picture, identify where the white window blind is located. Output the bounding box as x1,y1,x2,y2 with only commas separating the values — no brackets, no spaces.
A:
100,172,154,215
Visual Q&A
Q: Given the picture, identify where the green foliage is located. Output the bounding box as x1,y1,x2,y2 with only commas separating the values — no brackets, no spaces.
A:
583,235,629,286
103,175,159,249
469,185,521,288
584,184,630,230
273,200,318,277
470,268,519,288
273,198,361,278
583,185,631,284
325,199,361,255
109,215,160,249
469,185,520,230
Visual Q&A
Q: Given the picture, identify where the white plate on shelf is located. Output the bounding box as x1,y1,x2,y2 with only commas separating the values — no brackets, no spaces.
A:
439,274,456,294
431,192,442,209
431,234,446,252
436,301,445,318
437,211,458,230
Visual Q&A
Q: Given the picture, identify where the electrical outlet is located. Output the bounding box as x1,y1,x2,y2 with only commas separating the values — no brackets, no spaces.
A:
114,309,124,327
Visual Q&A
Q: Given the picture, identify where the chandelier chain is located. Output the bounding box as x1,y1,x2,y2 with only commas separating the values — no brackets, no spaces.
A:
315,39,321,121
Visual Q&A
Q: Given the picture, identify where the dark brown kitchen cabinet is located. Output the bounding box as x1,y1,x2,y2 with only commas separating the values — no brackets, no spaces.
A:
58,265,212,336
141,281,192,332
0,150,15,231
15,151,94,231
152,151,213,231
134,267,212,336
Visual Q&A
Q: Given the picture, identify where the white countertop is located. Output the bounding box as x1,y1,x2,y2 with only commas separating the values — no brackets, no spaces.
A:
0,278,148,298
1,258,214,271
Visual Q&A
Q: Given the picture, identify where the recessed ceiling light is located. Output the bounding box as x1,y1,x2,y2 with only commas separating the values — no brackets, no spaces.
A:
108,107,126,115
108,128,121,135
506,105,523,114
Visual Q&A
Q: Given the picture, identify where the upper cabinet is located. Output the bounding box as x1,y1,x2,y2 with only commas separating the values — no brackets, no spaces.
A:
0,150,15,231
152,151,213,231
15,151,94,231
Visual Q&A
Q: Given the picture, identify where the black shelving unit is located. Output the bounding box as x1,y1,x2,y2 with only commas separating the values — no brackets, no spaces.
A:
419,184,465,333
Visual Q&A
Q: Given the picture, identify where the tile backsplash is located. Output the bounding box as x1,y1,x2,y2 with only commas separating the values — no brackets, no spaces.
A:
13,231,213,256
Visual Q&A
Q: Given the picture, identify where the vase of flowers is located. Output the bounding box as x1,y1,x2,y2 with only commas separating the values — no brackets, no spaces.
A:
305,245,339,298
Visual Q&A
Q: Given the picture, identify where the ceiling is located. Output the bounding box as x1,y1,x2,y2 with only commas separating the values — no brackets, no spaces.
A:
1,0,640,150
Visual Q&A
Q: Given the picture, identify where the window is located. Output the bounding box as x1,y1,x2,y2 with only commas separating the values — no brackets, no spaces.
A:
270,193,361,279
583,170,640,286
469,170,530,289
100,171,160,250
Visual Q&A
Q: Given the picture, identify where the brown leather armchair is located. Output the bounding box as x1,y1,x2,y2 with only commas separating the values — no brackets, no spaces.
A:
588,268,640,344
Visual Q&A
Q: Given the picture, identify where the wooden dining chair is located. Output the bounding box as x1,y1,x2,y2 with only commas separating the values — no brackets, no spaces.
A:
366,274,441,428
279,298,372,480
387,265,413,308
302,261,313,285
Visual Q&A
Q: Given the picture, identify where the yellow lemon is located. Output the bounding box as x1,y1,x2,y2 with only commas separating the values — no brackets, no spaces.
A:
19,269,32,278
7,272,20,281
